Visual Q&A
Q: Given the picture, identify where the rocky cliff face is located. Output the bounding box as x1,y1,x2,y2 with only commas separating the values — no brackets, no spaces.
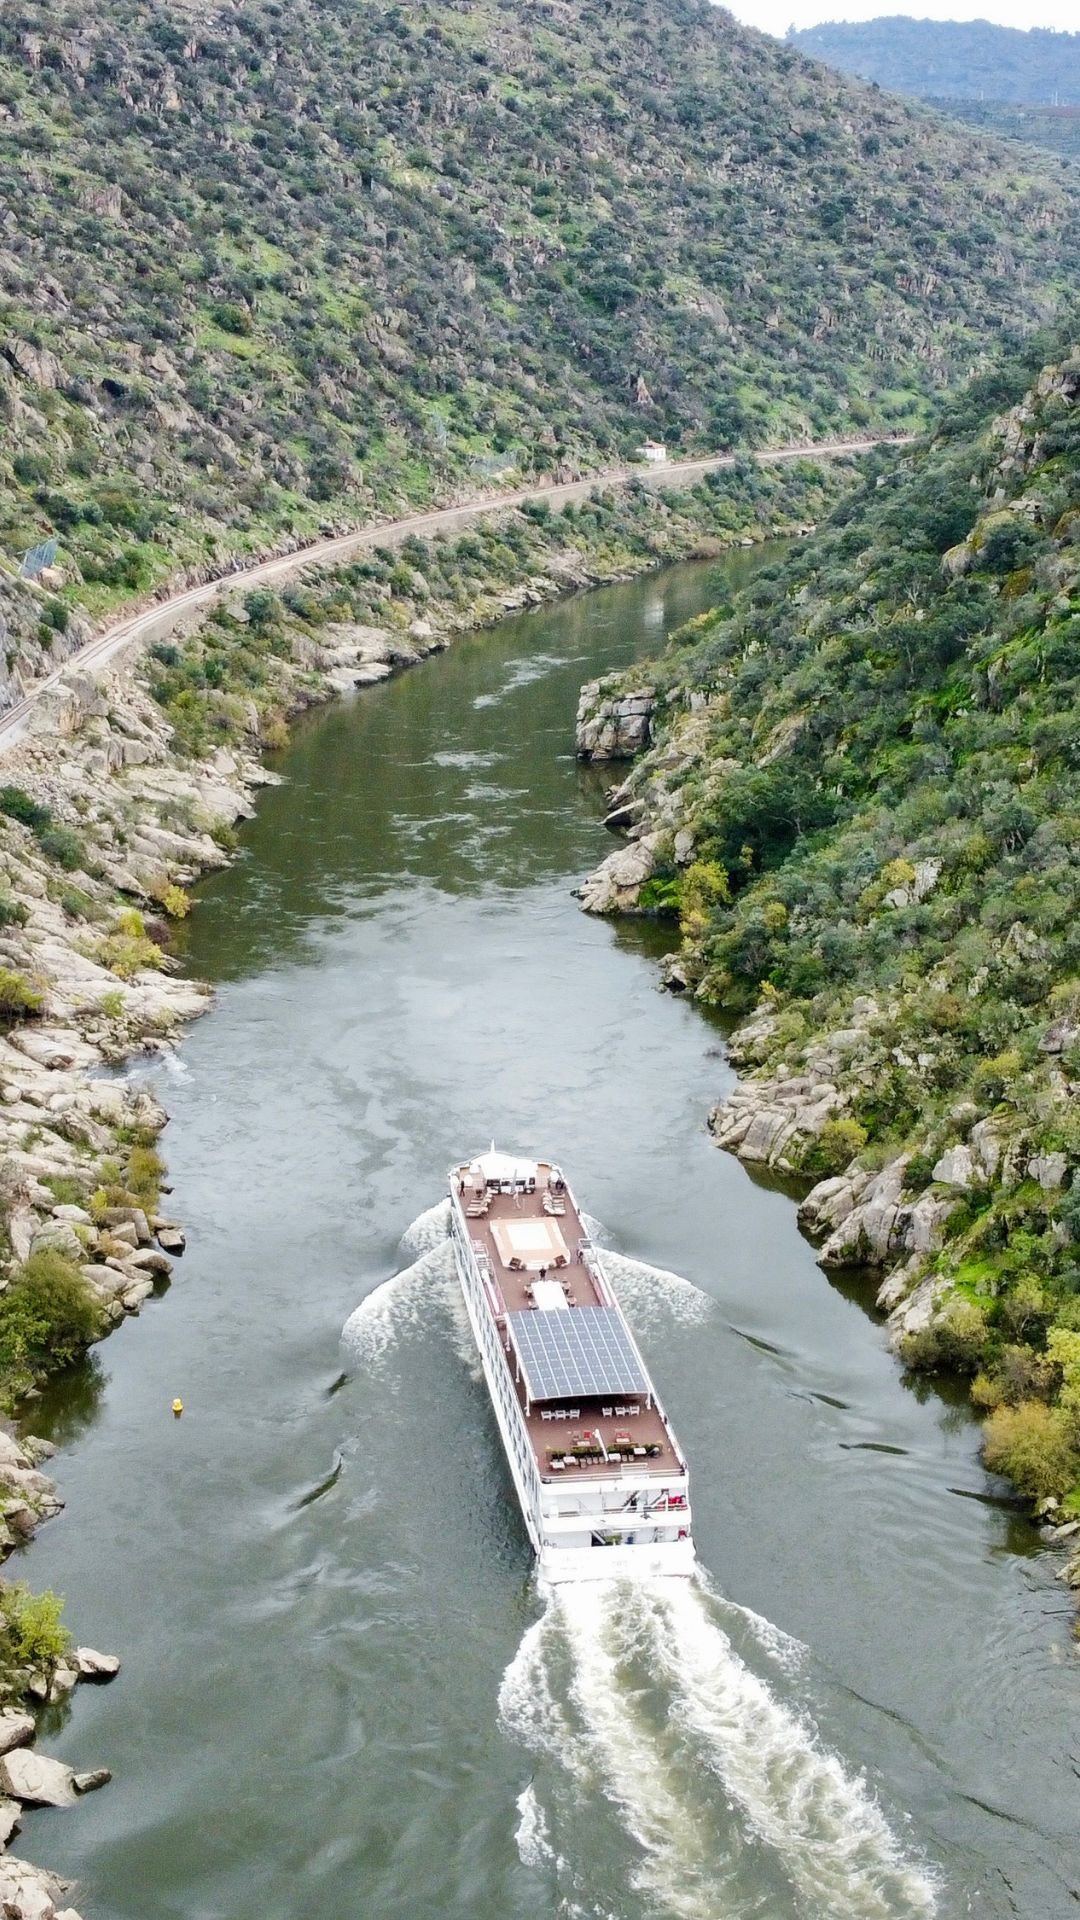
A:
0,577,93,716
575,679,656,762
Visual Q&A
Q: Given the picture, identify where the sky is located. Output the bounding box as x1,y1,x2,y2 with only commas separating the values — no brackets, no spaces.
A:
727,1,1080,38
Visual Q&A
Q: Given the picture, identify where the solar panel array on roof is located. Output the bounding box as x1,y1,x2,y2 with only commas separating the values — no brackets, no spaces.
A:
506,1306,649,1403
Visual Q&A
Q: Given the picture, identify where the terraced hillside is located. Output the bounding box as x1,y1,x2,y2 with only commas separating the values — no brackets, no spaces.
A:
0,0,1078,611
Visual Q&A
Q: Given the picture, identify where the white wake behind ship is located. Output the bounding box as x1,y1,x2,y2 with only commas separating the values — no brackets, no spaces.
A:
449,1148,694,1581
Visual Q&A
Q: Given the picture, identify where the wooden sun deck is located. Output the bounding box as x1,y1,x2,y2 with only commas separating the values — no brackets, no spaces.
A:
453,1161,686,1484
523,1396,684,1481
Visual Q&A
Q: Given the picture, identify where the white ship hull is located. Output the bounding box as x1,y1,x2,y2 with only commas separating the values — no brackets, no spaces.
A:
450,1151,694,1582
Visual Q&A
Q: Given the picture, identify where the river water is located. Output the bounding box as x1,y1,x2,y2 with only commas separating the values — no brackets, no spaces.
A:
16,557,1080,1920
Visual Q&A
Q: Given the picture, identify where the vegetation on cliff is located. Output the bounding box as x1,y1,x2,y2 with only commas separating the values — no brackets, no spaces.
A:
1,0,1078,613
587,323,1080,1508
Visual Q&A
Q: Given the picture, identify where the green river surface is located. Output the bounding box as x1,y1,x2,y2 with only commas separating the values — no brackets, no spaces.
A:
15,553,1080,1920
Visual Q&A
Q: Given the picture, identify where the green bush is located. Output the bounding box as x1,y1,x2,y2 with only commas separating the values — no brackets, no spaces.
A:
97,909,164,979
0,1584,69,1687
901,1297,990,1376
126,1143,164,1209
981,1400,1080,1500
0,894,29,929
0,787,49,831
0,970,44,1018
35,823,86,872
800,1115,869,1178
0,1249,106,1396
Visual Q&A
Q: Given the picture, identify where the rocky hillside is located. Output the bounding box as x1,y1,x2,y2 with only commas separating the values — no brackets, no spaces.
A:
1,0,1079,614
576,324,1080,1529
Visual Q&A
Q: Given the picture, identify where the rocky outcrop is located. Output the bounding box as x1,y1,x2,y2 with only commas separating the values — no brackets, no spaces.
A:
808,1163,962,1270
709,1073,846,1171
0,1854,78,1920
576,833,663,915
575,679,656,761
0,1752,78,1810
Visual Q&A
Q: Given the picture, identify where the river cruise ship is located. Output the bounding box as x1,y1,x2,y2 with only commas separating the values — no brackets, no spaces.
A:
449,1149,694,1582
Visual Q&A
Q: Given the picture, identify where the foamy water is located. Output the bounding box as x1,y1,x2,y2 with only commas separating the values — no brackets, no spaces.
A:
348,1207,934,1917
599,1248,711,1330
397,1198,452,1260
500,1577,937,1920
341,1241,456,1376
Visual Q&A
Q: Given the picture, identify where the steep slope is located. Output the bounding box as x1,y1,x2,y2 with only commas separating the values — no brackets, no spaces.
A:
577,322,1080,1512
0,0,1078,611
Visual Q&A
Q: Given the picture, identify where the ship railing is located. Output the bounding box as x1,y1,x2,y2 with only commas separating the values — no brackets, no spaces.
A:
540,1462,686,1484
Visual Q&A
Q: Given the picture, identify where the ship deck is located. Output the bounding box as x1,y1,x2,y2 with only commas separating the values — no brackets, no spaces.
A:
454,1162,686,1484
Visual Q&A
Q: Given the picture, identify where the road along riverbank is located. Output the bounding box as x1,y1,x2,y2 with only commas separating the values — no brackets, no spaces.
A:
0,433,904,747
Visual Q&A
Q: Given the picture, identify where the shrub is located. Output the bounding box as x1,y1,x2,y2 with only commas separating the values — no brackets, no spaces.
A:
42,1174,87,1208
126,1144,164,1209
0,894,28,929
800,1115,868,1178
151,883,192,920
0,1248,105,1396
0,787,49,830
35,823,86,871
97,909,164,979
0,970,44,1018
901,1296,990,1375
981,1401,1080,1501
0,1584,69,1685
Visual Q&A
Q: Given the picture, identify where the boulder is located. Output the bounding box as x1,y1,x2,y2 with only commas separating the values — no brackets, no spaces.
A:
73,1768,111,1795
0,1749,78,1808
876,1254,927,1314
154,1224,186,1254
886,1270,953,1348
47,1665,78,1704
0,1793,21,1846
931,1144,977,1188
575,681,655,761
1028,1151,1067,1191
125,1247,172,1276
101,1206,151,1245
0,1713,34,1758
8,1208,37,1266
798,1172,867,1235
1039,1017,1079,1055
576,833,662,915
72,1647,120,1682
0,1855,73,1919
0,1435,29,1471
29,1223,86,1265
968,1116,1007,1180
2,339,62,389
50,1206,91,1227
120,1278,154,1311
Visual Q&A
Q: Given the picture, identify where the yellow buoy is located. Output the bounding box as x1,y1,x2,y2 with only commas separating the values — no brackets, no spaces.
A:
171,1398,184,1417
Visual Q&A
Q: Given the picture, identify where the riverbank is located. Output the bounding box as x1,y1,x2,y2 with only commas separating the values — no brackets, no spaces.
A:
572,350,1080,1619
0,465,861,1914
